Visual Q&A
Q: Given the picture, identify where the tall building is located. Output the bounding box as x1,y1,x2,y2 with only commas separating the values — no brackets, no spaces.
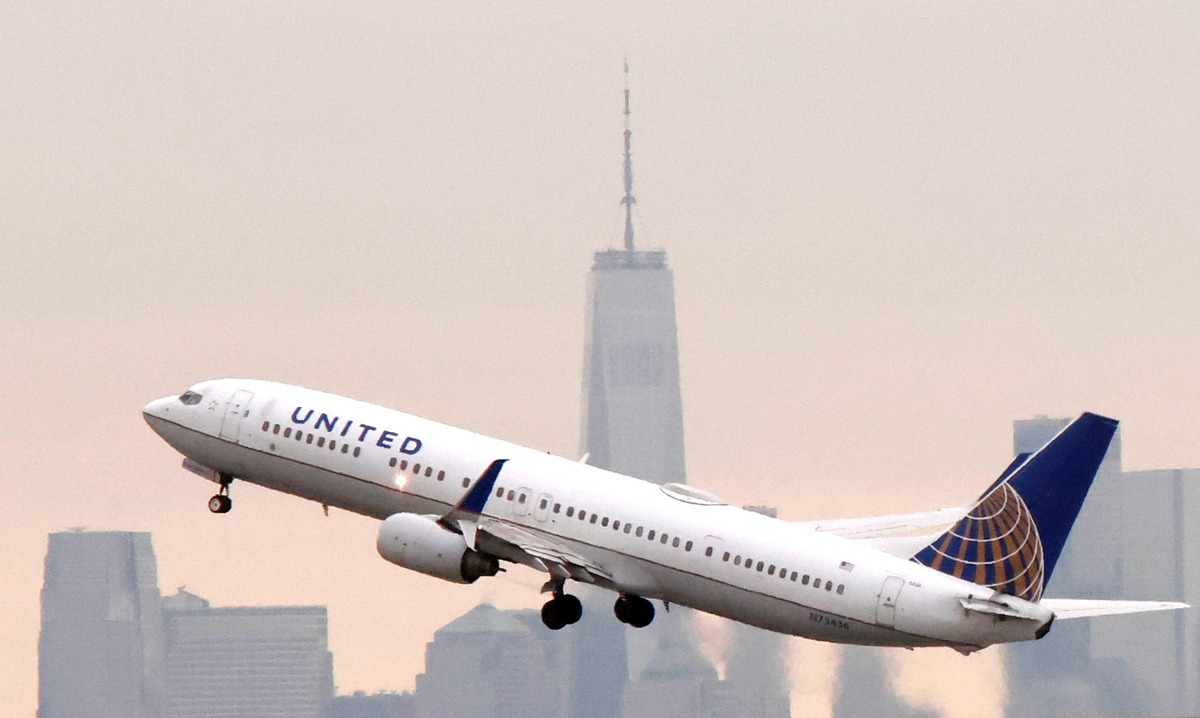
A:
575,63,689,718
1089,468,1200,716
1005,416,1164,718
616,631,737,718
162,588,333,718
38,530,166,718
724,507,791,718
412,604,573,718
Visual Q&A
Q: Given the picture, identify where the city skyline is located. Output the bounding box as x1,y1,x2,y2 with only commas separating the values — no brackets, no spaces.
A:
5,3,1200,717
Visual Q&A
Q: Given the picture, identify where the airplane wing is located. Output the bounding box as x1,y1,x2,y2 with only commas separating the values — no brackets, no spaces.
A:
439,458,614,590
1039,598,1190,620
477,519,614,586
799,505,967,539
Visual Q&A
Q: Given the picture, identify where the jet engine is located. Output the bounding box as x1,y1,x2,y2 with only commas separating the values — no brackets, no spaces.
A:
376,513,500,584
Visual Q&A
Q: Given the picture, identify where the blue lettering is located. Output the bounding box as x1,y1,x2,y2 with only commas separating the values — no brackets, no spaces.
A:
340,421,354,437
291,407,314,425
357,424,377,442
316,413,338,432
377,430,397,449
399,437,422,455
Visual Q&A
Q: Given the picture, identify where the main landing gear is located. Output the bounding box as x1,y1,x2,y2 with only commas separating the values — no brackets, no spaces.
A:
541,592,583,631
614,594,655,628
208,475,233,514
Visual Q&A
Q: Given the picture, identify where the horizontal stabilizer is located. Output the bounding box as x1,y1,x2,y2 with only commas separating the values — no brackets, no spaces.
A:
1039,598,1190,620
801,506,967,539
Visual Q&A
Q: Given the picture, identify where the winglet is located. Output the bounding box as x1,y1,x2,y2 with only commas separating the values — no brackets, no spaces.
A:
438,459,508,535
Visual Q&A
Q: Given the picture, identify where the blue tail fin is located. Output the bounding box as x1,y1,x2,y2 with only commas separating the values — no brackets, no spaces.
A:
912,413,1118,601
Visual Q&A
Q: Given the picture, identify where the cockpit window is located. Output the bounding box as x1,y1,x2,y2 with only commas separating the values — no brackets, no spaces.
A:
178,391,203,405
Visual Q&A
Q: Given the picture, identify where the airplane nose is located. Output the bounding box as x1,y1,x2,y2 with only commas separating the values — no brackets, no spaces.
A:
142,395,175,424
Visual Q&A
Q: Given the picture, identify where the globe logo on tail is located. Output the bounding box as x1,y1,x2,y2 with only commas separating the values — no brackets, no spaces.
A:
913,482,1045,602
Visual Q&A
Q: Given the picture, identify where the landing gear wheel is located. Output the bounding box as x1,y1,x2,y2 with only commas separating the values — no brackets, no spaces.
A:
541,599,568,630
614,594,655,628
559,594,583,625
208,494,232,514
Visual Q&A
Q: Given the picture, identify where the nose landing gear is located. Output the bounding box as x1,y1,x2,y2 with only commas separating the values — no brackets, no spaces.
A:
540,592,583,630
208,475,233,514
614,594,655,628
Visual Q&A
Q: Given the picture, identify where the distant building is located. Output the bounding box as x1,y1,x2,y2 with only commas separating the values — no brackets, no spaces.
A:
616,631,737,718
413,604,572,718
1089,468,1200,716
38,530,166,718
725,507,791,718
325,691,413,718
162,588,333,718
573,63,690,718
1005,416,1165,718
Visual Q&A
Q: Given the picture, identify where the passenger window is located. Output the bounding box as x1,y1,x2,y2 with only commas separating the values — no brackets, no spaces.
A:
463,478,470,488
723,552,730,562
540,499,548,510
413,464,422,474
306,434,313,444
746,560,754,570
790,571,797,581
353,447,361,457
671,537,679,548
329,441,336,450
262,421,270,431
519,494,527,504
400,460,408,470
578,511,587,521
768,565,776,575
425,467,432,477
566,507,575,517
705,546,713,557
589,514,597,524
685,540,693,552
756,561,763,571
647,530,656,541
284,428,292,438
507,491,515,501
553,503,561,513
601,517,609,527
273,424,280,434
612,520,619,530
496,487,504,498
341,445,348,454
296,431,303,441
734,556,742,566
389,457,397,468
317,437,325,447
802,575,810,585
437,470,445,481
635,527,643,537
837,585,845,595
826,582,833,592
623,524,631,534
813,579,821,589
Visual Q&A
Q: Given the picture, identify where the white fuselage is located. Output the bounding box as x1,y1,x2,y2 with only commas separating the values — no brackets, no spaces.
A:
143,378,1052,651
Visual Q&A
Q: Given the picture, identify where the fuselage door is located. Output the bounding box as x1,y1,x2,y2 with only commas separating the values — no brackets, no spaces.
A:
876,575,906,628
513,487,532,517
533,493,553,522
220,389,254,443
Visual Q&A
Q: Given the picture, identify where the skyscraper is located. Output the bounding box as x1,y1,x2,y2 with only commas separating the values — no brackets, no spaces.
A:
413,604,573,718
573,62,689,718
162,588,333,718
38,530,166,718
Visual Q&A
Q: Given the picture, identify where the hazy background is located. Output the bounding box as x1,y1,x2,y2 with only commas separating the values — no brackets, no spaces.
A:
2,2,1198,716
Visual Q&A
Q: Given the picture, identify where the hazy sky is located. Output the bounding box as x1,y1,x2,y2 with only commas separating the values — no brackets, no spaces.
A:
3,2,1198,716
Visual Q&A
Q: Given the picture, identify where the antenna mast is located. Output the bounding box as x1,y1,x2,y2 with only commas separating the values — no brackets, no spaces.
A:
621,59,636,252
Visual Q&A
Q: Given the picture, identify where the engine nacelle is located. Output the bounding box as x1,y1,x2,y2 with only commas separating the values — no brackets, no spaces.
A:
376,513,500,584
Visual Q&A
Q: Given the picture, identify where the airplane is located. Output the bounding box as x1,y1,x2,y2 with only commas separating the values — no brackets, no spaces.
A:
143,378,1187,652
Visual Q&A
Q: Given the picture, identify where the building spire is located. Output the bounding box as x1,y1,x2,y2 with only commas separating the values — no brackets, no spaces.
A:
621,58,636,252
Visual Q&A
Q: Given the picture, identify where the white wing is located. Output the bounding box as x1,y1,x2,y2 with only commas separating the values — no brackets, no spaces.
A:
799,505,967,539
1039,598,1190,620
